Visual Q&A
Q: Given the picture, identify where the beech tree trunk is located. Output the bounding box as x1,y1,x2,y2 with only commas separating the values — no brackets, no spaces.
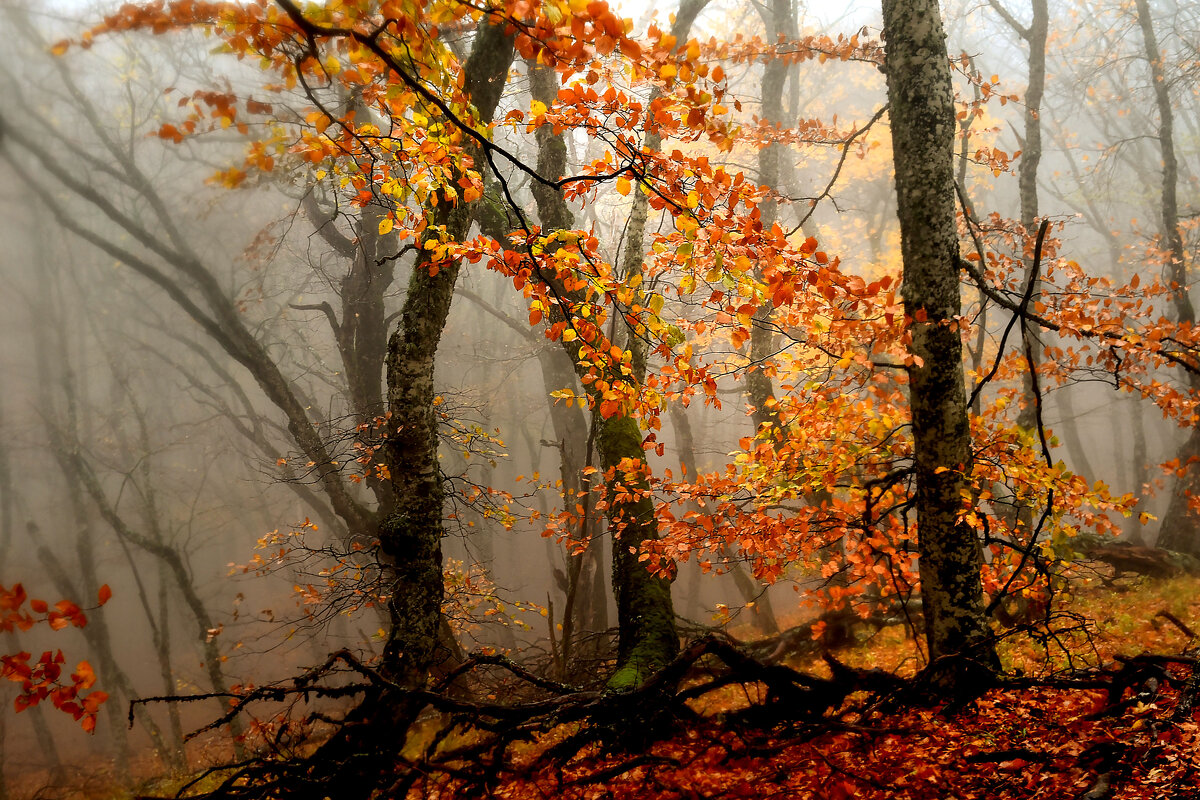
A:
380,20,515,686
998,0,1048,438
746,0,788,429
881,0,998,686
526,57,679,689
1136,0,1200,558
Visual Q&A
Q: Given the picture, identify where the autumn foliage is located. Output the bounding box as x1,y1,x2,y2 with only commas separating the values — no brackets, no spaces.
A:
55,0,1200,658
0,584,110,732
5,0,1200,794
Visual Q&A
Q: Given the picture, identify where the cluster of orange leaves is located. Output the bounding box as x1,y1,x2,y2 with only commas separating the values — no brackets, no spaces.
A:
73,0,1200,634
0,583,111,732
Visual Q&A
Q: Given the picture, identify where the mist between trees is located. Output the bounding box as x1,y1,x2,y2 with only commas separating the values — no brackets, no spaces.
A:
0,0,1199,795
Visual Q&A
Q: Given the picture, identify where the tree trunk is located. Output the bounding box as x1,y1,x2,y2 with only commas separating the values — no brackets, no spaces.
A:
3,631,63,772
526,57,679,689
600,416,680,690
882,0,998,687
1136,0,1200,557
1011,0,1048,438
746,0,789,437
379,20,515,685
1125,396,1151,545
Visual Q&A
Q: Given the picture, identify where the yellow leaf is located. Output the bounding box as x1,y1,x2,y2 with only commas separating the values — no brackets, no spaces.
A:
378,217,394,235
659,63,677,81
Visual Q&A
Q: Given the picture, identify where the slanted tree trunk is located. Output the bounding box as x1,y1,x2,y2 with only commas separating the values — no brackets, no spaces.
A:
1136,0,1200,557
881,0,998,688
379,20,515,686
526,57,679,690
40,395,247,754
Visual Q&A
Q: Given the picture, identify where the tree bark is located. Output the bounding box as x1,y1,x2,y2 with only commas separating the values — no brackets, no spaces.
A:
882,0,998,687
379,20,515,685
746,0,790,436
1136,0,1200,557
1000,0,1048,436
525,56,679,689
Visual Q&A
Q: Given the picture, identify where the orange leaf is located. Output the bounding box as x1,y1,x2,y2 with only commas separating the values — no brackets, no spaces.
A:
97,584,112,606
73,661,97,690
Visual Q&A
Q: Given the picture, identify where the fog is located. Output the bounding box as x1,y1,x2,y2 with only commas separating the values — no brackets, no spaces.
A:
0,0,1198,792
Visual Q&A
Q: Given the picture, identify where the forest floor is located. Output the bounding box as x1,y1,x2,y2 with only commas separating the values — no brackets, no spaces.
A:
7,570,1200,800
437,571,1200,800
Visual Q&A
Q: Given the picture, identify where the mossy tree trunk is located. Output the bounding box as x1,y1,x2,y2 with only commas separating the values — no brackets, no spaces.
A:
600,417,679,691
526,60,678,689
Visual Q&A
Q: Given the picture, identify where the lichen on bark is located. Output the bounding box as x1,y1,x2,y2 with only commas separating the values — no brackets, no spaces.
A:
378,20,516,685
881,0,998,688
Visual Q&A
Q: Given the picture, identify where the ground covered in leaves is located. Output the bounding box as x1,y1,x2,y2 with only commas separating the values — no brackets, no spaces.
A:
405,574,1200,799
7,572,1200,800
469,678,1199,799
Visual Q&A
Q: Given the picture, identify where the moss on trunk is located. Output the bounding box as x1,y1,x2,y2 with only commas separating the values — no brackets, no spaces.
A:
600,415,679,690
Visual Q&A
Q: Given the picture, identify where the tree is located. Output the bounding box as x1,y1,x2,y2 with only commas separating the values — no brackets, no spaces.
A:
1136,0,1200,558
16,0,1193,749
881,0,997,684
372,10,517,689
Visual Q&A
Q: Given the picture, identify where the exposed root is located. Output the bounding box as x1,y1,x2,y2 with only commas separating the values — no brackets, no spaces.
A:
131,636,1200,800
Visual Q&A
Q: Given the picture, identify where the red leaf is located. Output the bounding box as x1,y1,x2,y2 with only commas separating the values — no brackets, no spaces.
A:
0,585,26,611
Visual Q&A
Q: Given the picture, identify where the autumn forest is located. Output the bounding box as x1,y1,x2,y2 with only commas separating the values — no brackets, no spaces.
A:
2,0,1200,797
